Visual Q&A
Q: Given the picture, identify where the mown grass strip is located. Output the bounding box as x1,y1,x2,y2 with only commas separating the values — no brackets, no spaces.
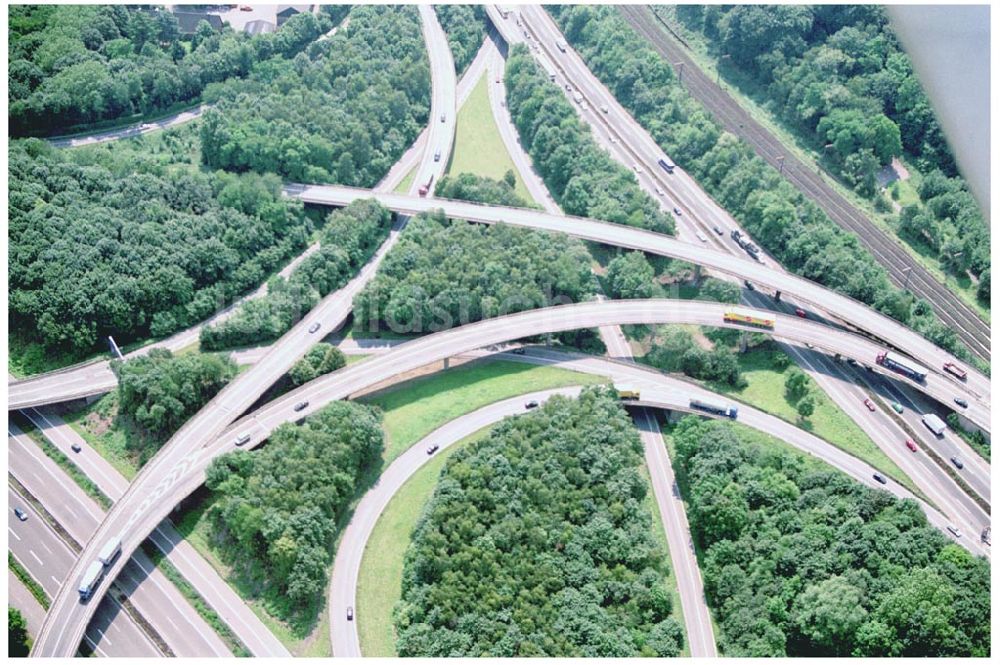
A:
9,552,50,610
10,412,113,510
140,541,251,658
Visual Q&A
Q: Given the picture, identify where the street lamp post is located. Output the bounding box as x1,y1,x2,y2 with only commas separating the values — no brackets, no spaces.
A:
674,61,685,83
777,155,785,176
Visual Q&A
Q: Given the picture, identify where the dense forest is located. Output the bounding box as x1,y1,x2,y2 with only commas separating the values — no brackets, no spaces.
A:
505,44,674,235
395,387,684,656
199,5,429,184
671,5,988,296
201,199,393,350
205,401,384,618
549,6,979,366
435,4,486,75
8,5,340,135
113,349,237,463
352,211,594,335
672,416,990,656
435,171,530,208
8,139,311,359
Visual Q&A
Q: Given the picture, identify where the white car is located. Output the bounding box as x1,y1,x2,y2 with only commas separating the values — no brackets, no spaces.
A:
655,186,664,196
600,104,609,114
633,164,643,175
695,231,707,243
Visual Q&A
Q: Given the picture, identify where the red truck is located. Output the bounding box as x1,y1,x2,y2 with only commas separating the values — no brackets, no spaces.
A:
943,362,967,380
418,174,434,197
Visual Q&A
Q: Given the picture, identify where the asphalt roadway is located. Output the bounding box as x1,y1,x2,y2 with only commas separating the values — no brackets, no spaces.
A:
7,485,160,658
620,5,990,363
285,184,990,421
18,406,290,656
327,346,985,656
29,6,460,655
8,425,230,657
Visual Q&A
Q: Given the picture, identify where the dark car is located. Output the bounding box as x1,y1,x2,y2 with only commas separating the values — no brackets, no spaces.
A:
512,347,526,355
525,400,539,410
71,442,83,453
905,439,918,452
293,401,309,412
426,444,439,455
951,456,964,470
14,508,27,521
954,397,969,408
347,606,354,621
309,323,321,334
863,398,875,412
795,308,806,318
743,280,755,291
672,207,682,216
872,473,887,485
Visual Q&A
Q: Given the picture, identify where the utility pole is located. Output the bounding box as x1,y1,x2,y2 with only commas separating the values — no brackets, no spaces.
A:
674,61,684,84
901,266,912,292
777,155,785,176
716,54,730,86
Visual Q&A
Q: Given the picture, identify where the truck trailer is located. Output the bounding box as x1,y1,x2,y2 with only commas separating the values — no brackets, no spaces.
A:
921,413,947,436
876,351,928,383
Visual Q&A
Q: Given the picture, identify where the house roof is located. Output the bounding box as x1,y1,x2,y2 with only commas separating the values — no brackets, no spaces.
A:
173,11,223,35
244,19,276,35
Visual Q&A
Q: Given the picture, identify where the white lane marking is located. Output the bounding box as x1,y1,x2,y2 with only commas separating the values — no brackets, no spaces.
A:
94,627,112,647
38,540,53,555
8,528,21,541
29,549,44,566
51,576,61,586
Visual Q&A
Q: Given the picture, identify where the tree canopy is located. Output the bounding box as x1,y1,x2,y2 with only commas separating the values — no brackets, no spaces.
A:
205,400,384,615
8,138,311,358
436,4,486,75
8,5,339,135
505,44,674,234
672,5,987,291
288,343,346,386
353,211,594,335
434,171,531,209
549,5,982,367
113,348,237,461
201,199,393,350
8,607,30,657
199,5,429,184
395,387,683,656
672,416,990,656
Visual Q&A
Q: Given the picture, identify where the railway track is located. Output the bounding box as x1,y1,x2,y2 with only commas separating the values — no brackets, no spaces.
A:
620,5,990,364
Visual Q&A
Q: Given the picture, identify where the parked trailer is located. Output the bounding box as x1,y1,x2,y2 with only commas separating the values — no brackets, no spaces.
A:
657,158,675,174
78,561,106,601
876,351,928,382
723,307,775,329
690,397,738,419
921,413,947,436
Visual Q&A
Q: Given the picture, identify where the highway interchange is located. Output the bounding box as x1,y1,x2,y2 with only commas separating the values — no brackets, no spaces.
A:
12,5,991,659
